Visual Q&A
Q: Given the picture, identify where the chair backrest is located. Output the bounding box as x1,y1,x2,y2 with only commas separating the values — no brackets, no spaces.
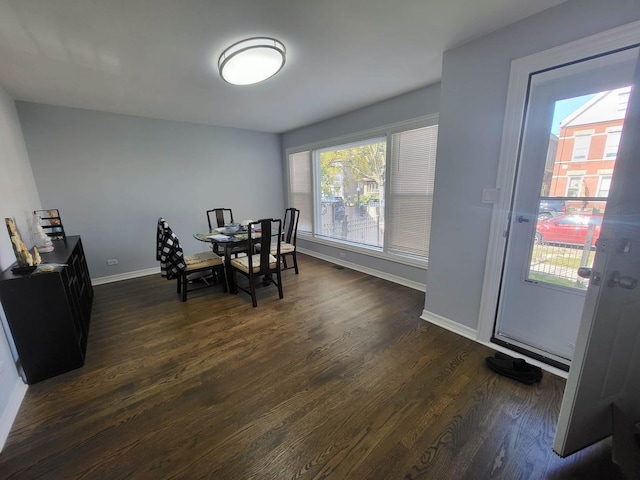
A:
207,208,234,230
157,217,186,279
247,218,282,276
283,208,300,245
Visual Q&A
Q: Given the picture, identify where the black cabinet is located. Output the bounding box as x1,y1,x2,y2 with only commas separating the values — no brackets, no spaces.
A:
0,236,93,384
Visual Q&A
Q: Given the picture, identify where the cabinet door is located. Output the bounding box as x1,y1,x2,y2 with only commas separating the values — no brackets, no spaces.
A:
61,266,87,353
4,273,85,383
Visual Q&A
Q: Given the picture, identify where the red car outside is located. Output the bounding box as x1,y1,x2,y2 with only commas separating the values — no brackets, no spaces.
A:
535,214,603,246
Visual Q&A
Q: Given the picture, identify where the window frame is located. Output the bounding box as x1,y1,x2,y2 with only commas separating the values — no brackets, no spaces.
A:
313,135,386,247
604,127,622,158
616,91,630,112
596,174,612,197
571,132,592,160
566,175,584,197
285,114,438,269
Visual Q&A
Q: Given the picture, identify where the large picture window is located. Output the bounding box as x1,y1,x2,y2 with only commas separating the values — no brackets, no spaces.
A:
286,117,438,265
317,137,386,248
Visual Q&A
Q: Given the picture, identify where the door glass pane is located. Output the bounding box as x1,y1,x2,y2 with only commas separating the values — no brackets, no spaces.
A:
528,87,631,290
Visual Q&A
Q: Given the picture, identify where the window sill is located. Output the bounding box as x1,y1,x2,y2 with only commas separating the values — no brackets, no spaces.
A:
298,233,428,270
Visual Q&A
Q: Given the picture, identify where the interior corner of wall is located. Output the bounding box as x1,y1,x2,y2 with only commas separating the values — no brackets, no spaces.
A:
420,309,478,341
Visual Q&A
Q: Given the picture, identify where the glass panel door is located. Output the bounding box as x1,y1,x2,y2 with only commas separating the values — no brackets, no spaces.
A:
494,47,638,367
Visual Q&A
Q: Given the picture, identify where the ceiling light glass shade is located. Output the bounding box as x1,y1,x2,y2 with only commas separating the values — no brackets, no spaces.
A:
218,37,286,85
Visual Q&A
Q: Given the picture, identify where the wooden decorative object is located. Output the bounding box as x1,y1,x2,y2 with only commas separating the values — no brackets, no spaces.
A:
5,217,41,271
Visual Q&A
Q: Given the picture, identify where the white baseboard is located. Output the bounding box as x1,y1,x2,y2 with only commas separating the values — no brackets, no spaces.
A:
420,309,568,378
0,379,27,452
420,309,478,340
92,267,160,286
298,247,426,292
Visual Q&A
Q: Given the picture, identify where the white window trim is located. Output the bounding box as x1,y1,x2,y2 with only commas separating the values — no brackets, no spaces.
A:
596,174,613,197
285,114,438,267
617,91,630,112
286,114,438,154
604,128,622,158
565,175,584,197
297,232,428,269
571,132,592,160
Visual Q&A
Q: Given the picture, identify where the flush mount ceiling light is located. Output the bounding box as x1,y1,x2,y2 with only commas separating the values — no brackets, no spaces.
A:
218,37,286,85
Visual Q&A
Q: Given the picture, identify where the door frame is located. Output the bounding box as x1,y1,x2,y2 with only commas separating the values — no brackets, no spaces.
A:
476,21,640,351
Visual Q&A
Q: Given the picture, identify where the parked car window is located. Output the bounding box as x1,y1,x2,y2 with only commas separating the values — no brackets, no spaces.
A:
538,199,567,220
557,216,581,225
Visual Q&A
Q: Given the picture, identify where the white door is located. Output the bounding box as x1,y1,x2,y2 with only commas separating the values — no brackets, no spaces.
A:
494,47,639,367
554,53,640,457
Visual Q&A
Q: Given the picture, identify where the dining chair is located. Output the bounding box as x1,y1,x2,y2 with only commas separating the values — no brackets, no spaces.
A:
157,218,226,301
230,218,283,307
272,207,300,274
206,208,234,230
206,208,247,257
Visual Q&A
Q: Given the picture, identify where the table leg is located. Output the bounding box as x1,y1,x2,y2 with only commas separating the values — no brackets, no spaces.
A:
224,243,236,293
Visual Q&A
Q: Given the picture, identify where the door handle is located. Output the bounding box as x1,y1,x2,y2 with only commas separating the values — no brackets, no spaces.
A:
607,271,638,290
577,267,601,285
516,215,529,223
577,267,592,279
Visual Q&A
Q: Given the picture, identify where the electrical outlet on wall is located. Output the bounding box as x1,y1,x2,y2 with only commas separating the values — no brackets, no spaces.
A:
106,259,118,266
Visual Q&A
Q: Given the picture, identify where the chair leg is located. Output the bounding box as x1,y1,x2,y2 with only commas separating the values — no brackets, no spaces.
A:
249,277,258,307
182,273,188,302
293,251,299,274
276,269,283,299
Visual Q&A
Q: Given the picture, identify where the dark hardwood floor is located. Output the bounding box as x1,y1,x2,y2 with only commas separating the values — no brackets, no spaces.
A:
0,254,624,479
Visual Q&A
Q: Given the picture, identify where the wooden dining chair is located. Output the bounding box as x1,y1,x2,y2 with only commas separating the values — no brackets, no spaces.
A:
206,208,234,230
157,218,226,301
272,207,300,274
230,218,283,307
206,208,245,256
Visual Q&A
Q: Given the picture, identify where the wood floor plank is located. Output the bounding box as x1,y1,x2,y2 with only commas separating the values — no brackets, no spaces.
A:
0,254,625,479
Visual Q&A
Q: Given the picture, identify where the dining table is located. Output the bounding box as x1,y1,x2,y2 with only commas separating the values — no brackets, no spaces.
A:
193,227,260,293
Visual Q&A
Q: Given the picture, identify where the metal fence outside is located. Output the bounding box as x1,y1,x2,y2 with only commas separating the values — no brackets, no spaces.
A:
321,213,383,248
528,243,595,290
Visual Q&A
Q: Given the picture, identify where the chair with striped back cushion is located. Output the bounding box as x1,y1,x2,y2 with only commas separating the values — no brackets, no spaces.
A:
157,217,226,301
273,207,300,274
230,218,283,307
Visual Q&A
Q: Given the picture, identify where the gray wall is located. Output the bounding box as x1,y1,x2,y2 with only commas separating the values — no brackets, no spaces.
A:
17,103,284,280
0,85,40,443
281,85,440,287
425,0,640,329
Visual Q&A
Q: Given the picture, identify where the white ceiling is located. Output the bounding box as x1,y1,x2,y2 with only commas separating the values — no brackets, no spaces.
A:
0,0,566,133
